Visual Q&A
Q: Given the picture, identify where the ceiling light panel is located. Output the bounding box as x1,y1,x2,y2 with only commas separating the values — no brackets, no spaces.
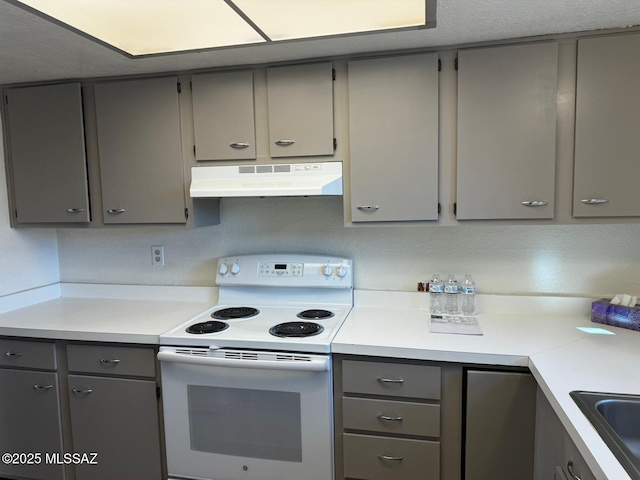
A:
16,0,266,55
232,0,427,41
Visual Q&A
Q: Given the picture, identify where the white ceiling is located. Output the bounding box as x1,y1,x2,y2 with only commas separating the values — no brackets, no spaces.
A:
2,0,640,86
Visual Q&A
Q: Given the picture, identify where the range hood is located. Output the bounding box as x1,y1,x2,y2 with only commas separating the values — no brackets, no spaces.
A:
190,162,343,198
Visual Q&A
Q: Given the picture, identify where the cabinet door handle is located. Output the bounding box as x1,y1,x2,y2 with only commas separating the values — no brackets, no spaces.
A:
377,414,403,422
378,377,404,384
357,205,380,211
5,351,23,358
107,209,126,214
567,461,582,480
99,358,120,364
66,208,85,213
521,201,548,207
274,139,296,146
33,384,53,391
72,388,93,395
377,454,403,462
230,142,250,149
580,198,609,205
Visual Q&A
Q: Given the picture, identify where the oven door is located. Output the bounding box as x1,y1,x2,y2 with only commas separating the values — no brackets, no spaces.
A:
158,347,334,480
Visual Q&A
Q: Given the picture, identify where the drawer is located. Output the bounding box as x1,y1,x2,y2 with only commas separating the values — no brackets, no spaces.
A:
0,339,56,370
342,360,441,400
343,433,440,480
343,397,440,437
67,344,156,378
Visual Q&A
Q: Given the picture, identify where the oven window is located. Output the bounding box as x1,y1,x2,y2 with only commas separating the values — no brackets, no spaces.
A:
187,385,302,462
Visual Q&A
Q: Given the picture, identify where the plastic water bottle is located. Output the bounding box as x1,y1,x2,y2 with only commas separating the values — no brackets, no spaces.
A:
461,274,476,315
429,273,444,314
444,274,459,315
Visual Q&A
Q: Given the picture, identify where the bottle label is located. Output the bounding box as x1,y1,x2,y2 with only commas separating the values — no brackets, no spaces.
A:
444,285,458,294
462,286,476,294
429,284,444,293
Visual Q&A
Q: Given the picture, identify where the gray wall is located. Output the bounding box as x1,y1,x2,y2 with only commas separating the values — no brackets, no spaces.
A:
57,196,640,298
0,125,59,296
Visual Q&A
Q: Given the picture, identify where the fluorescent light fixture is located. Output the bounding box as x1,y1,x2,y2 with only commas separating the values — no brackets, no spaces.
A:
10,0,435,57
233,0,428,41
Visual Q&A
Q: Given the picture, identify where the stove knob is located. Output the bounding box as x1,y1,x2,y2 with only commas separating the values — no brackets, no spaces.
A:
219,263,229,275
336,265,348,277
230,262,241,275
322,264,333,277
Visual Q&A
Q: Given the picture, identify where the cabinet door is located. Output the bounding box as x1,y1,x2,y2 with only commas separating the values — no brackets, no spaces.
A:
348,54,439,222
94,77,186,224
0,369,64,480
267,62,334,157
6,83,90,223
457,43,558,220
192,70,256,160
465,370,537,480
68,375,162,480
573,34,640,217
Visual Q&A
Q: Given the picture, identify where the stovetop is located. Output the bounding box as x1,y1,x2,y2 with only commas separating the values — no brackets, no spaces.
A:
159,254,353,354
160,303,351,353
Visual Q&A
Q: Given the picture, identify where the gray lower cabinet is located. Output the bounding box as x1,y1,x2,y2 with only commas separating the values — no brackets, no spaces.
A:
4,83,90,224
534,387,596,480
94,76,186,224
0,340,64,480
456,42,558,220
266,62,335,158
335,356,462,480
66,343,162,480
191,70,257,161
348,53,439,222
573,33,640,218
464,370,537,480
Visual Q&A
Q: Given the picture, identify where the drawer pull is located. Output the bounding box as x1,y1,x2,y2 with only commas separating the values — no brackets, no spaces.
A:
580,198,609,205
357,205,379,211
378,377,405,384
99,358,121,365
521,200,548,207
567,461,582,480
377,454,404,462
5,351,23,358
72,388,93,395
377,414,403,422
107,208,126,214
33,384,53,390
230,142,250,149
275,139,296,146
66,208,85,213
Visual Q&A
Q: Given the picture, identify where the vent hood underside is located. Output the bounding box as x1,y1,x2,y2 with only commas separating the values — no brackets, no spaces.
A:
190,162,343,198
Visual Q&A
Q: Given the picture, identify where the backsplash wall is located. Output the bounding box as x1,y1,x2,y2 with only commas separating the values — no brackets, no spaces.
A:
0,126,59,296
57,196,640,298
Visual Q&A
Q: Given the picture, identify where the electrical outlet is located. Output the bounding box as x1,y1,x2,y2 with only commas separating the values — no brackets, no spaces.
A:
151,245,165,266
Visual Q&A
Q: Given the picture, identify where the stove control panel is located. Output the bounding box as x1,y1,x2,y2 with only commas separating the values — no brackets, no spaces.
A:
258,262,304,277
216,254,353,289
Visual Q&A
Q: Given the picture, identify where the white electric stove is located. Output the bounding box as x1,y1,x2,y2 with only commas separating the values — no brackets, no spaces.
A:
158,254,353,480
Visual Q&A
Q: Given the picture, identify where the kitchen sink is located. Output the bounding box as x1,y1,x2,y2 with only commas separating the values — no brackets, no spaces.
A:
571,391,640,480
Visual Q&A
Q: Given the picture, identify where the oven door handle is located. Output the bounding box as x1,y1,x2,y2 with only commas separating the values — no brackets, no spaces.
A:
157,351,329,372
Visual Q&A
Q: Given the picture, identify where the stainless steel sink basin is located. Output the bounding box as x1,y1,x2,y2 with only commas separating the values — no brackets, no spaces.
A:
571,391,640,480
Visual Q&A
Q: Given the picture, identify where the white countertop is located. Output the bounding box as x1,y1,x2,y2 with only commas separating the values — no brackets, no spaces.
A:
0,283,216,344
333,290,640,480
0,285,637,479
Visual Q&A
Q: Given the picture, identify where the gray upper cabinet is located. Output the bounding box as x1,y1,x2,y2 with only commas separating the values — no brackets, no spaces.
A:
348,54,439,222
456,43,558,220
192,70,257,161
267,62,335,158
94,77,186,224
6,83,90,223
573,33,640,218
